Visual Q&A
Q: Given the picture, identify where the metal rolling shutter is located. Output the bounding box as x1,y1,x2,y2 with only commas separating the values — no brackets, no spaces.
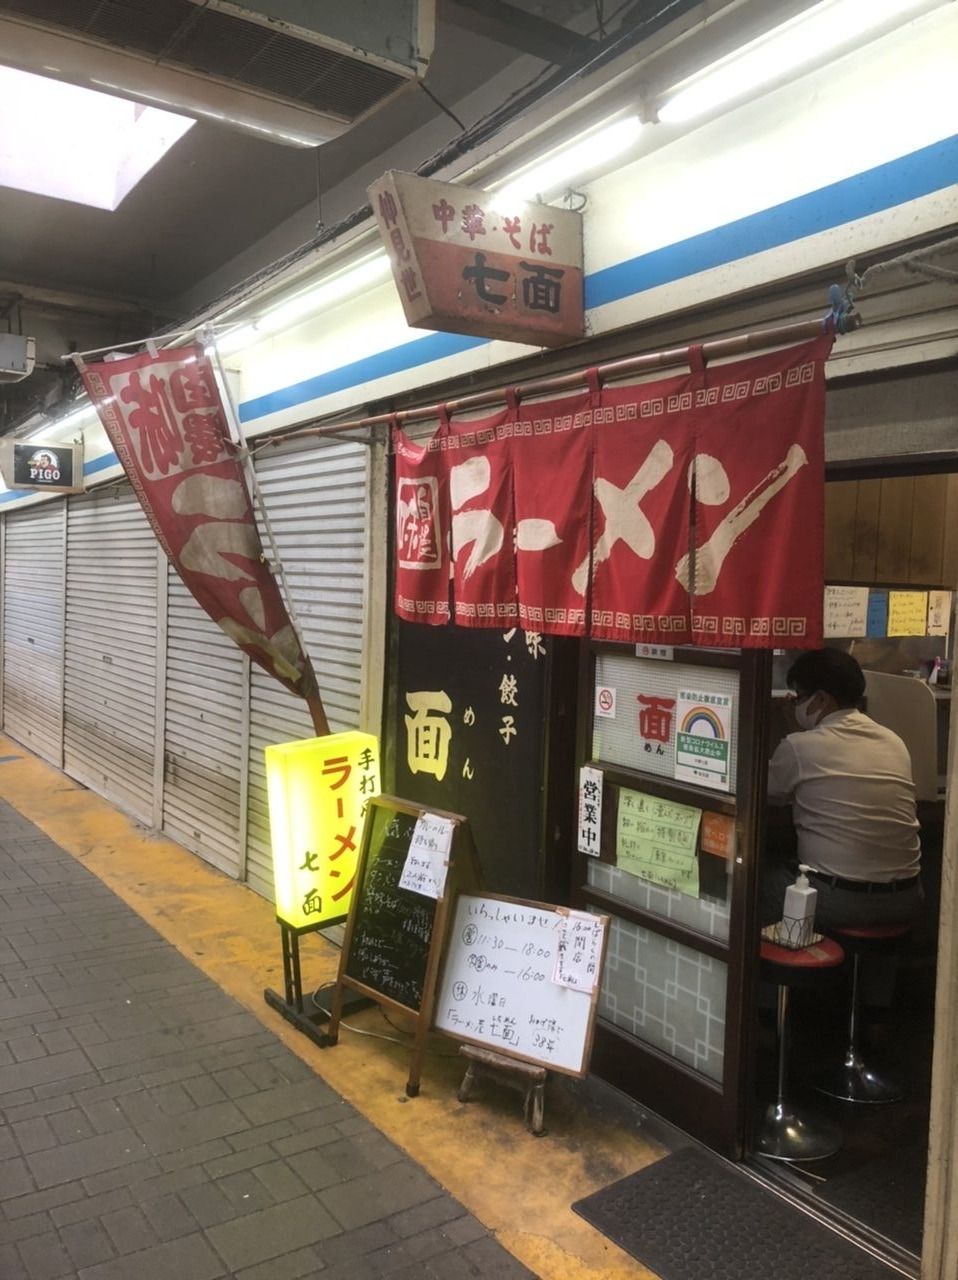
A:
244,436,367,899
162,571,246,878
1,502,65,764
63,486,160,825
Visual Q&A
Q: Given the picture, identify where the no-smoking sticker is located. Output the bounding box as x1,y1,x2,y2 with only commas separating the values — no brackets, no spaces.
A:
595,686,617,718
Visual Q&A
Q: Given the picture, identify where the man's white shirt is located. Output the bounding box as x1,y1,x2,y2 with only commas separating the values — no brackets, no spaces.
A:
767,708,921,881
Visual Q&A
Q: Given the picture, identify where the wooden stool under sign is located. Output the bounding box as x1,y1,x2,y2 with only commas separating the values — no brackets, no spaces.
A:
457,1045,548,1136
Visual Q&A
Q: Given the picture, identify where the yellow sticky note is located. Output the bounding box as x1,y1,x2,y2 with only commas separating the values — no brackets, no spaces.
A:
887,591,929,637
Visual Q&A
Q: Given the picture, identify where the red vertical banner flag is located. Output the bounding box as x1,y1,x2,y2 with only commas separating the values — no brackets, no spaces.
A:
511,392,593,636
393,423,450,625
445,407,518,628
78,345,325,720
684,335,833,647
590,372,696,645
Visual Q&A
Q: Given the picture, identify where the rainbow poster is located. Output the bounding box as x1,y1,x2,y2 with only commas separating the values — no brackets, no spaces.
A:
675,689,733,792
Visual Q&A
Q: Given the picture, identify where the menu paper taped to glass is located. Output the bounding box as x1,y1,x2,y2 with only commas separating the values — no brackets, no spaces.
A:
398,813,454,899
616,788,702,897
552,910,606,993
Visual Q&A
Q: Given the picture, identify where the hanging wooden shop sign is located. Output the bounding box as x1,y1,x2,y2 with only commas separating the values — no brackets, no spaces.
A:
369,169,584,347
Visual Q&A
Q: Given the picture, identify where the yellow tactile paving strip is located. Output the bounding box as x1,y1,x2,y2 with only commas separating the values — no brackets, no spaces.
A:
0,733,666,1279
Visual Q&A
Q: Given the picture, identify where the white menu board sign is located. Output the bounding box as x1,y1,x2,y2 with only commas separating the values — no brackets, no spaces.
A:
434,894,608,1076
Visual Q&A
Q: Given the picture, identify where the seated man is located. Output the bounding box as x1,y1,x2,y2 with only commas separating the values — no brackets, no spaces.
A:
766,648,923,932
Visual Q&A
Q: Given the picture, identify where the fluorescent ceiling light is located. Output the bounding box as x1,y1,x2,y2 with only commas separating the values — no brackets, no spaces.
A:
257,255,392,334
29,405,98,443
0,65,194,210
212,254,392,356
658,0,937,124
493,115,643,206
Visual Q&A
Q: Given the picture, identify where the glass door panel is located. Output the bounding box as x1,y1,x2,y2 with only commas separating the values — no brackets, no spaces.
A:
576,645,769,1154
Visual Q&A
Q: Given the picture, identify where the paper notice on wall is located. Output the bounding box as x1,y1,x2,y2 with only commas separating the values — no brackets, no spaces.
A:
823,585,869,638
552,911,606,993
701,811,736,860
674,689,733,792
928,591,952,638
866,590,889,638
616,788,702,897
888,591,929,637
399,813,453,899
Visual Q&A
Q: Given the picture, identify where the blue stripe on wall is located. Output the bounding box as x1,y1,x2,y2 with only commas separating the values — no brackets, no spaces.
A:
585,134,958,310
237,132,958,426
239,330,487,422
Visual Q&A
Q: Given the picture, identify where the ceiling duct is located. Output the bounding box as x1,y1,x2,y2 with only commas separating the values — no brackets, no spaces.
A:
0,0,436,146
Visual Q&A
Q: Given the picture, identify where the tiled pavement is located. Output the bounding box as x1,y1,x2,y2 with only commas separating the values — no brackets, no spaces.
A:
0,800,536,1279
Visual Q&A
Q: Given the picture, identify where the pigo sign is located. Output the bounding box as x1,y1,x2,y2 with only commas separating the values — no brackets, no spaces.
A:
369,169,584,347
0,441,84,493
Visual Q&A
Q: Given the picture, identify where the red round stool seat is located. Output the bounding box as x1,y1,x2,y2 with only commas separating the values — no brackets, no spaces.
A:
760,937,845,989
756,936,845,1163
830,923,910,943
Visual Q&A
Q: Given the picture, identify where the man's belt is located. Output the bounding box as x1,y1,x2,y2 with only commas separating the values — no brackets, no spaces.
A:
805,869,921,895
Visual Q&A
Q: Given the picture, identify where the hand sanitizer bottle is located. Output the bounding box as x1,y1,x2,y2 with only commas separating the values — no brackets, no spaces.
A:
782,864,817,947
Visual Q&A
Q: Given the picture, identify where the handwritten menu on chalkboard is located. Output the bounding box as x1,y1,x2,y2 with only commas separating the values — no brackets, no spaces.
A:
616,787,703,897
434,894,608,1076
343,805,437,1011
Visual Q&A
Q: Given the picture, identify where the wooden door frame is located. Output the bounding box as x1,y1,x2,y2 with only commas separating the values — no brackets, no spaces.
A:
571,642,771,1156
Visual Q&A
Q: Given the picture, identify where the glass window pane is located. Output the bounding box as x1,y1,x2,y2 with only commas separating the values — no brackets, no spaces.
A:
596,912,727,1084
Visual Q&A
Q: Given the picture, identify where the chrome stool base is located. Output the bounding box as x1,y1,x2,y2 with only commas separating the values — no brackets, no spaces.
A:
818,1052,904,1104
757,1101,842,1162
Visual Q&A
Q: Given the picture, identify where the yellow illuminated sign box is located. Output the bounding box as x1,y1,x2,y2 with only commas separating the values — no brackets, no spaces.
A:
265,731,380,930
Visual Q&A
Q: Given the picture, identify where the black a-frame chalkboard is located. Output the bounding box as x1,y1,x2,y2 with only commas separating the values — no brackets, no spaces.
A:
326,794,480,1096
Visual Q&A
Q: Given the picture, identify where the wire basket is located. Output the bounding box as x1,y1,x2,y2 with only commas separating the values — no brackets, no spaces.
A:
761,916,822,950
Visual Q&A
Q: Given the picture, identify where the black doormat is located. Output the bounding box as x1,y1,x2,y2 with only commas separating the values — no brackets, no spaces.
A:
818,1143,926,1256
572,1147,896,1280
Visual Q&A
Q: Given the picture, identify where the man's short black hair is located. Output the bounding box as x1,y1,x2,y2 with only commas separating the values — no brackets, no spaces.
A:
787,648,865,708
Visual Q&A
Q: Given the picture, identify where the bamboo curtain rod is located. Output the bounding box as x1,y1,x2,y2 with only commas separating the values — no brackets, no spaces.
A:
262,314,855,449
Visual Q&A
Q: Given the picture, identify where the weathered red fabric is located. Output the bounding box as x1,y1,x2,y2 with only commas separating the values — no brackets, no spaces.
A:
392,336,832,649
590,372,696,645
393,423,450,625
79,345,319,701
511,392,594,637
687,335,833,647
445,407,518,629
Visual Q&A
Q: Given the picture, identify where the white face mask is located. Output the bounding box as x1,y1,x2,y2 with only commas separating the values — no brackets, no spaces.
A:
793,693,821,730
